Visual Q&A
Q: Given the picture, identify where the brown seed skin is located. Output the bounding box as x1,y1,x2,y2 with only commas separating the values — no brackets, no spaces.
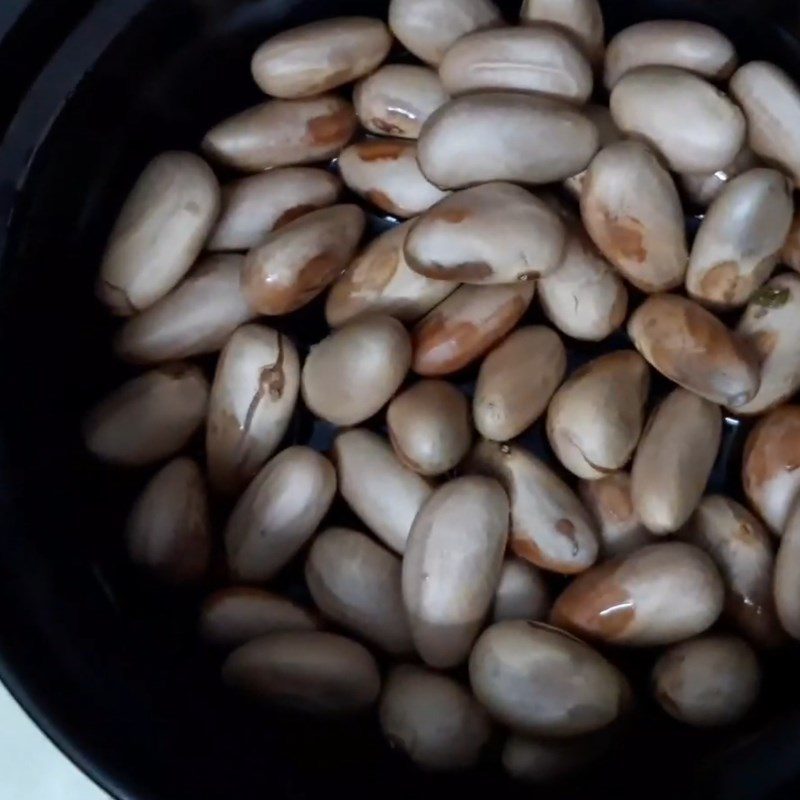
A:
551,542,725,647
412,283,535,376
628,293,760,407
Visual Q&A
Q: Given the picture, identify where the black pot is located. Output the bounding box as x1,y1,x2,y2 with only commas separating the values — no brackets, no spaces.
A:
3,1,800,798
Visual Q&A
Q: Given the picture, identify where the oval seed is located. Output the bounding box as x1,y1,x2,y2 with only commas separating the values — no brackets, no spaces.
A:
302,315,412,426
199,588,318,649
631,388,722,534
682,495,783,647
412,283,535,376
97,152,220,316
379,665,491,770
387,380,471,476
126,457,210,584
581,141,688,293
418,92,599,189
551,542,725,646
627,293,760,407
206,325,300,495
775,498,800,638
439,26,592,103
686,168,793,310
224,447,336,583
473,325,567,442
404,182,566,284
579,472,655,559
338,139,449,218
402,476,509,668
83,364,208,466
325,221,457,327
468,440,599,574
333,428,433,554
604,21,736,89
610,66,745,173
538,228,628,341
546,351,650,480
730,61,800,188
388,0,502,66
203,96,357,172
251,17,391,98
469,621,629,736
735,273,800,415
742,405,800,535
520,0,604,63
114,254,255,364
354,64,449,139
222,631,380,715
208,168,341,252
305,527,413,654
653,635,761,727
242,204,365,315
492,559,550,624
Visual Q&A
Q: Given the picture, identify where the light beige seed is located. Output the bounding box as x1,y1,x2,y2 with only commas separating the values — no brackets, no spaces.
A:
520,0,604,63
474,325,567,442
631,388,722,534
579,472,655,559
203,96,357,172
388,0,502,66
412,283,535,376
610,66,746,173
439,26,592,103
251,17,391,98
97,152,220,316
730,61,800,188
686,168,793,310
305,528,413,654
114,255,255,364
302,315,411,426
332,428,433,554
467,440,599,575
83,364,208,466
402,476,509,668
387,380,471,476
492,559,550,623
208,168,341,252
224,447,336,583
325,221,457,327
404,182,566,284
354,64,449,139
242,205,365,315
775,498,800,637
338,139,449,219
546,351,650,480
682,495,783,647
538,228,628,341
581,141,688,293
469,621,629,736
126,457,210,584
206,325,300,496
418,92,599,189
735,273,800,415
605,20,737,88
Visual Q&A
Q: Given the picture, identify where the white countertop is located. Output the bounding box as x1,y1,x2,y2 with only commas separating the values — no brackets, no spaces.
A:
0,683,109,799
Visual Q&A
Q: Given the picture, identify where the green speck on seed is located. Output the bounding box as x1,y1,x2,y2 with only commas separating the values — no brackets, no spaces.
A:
752,287,790,309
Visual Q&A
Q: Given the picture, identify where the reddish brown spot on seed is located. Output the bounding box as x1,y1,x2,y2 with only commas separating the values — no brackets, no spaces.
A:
356,140,409,161
306,107,357,146
600,210,647,263
274,204,320,229
698,260,742,306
